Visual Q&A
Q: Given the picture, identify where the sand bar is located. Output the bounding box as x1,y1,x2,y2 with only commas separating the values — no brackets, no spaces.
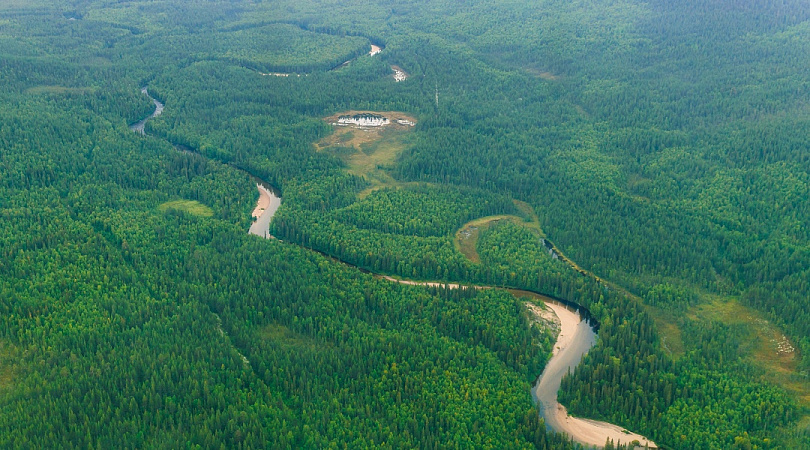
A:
533,302,657,449
248,184,282,239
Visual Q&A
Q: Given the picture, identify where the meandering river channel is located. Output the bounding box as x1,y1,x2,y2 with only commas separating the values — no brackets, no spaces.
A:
130,88,282,237
132,88,655,449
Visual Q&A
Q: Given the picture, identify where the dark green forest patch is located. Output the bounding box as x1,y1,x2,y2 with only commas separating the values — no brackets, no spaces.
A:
161,23,370,73
25,86,95,96
335,185,516,238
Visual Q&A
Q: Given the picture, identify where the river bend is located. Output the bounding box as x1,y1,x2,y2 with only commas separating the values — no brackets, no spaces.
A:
132,88,655,449
131,88,281,238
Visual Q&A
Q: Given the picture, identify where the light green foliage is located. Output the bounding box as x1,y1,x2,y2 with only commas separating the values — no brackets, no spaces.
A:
0,0,808,448
158,200,214,217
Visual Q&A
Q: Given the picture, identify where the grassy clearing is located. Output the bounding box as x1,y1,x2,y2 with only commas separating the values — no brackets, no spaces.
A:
644,306,686,359
0,340,16,392
452,200,611,288
649,293,809,409
524,67,560,80
158,200,214,217
260,324,324,350
688,296,809,405
454,215,527,263
315,110,418,196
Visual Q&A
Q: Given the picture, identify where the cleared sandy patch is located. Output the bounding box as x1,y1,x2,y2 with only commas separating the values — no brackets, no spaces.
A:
525,302,556,325
316,110,417,193
380,276,474,290
251,184,273,218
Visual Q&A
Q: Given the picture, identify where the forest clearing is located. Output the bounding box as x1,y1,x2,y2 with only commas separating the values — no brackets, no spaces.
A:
2,0,808,447
316,110,419,195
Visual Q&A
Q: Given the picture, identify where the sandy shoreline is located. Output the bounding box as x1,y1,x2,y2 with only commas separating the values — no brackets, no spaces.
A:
373,268,658,448
533,302,657,449
248,184,281,239
251,184,273,218
380,276,477,290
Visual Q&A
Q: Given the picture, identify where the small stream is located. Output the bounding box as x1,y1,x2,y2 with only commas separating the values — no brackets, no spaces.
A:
130,87,163,134
132,87,282,239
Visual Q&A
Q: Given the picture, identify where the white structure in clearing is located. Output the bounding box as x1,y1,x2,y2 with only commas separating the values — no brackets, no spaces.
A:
336,114,390,127
393,67,408,82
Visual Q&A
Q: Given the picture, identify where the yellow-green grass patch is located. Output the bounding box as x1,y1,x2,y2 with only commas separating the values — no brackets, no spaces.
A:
697,298,807,400
644,305,686,360
158,200,213,217
316,110,418,194
525,67,561,80
454,215,529,263
453,200,545,264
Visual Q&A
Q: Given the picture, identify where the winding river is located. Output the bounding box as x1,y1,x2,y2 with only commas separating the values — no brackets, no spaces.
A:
132,88,655,449
531,302,655,448
131,88,282,238
130,87,163,134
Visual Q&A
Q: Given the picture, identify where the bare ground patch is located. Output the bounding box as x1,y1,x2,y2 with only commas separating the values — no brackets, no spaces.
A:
391,65,409,82
525,67,561,80
315,110,418,194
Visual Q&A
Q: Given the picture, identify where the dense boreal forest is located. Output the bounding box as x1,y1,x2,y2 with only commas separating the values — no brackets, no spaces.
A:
0,0,808,448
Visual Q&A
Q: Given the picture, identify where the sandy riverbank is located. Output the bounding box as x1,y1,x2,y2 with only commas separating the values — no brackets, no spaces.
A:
380,276,472,289
533,302,657,449
248,184,281,239
251,184,273,218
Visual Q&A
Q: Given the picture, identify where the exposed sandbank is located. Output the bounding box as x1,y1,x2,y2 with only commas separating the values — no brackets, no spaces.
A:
532,302,657,449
